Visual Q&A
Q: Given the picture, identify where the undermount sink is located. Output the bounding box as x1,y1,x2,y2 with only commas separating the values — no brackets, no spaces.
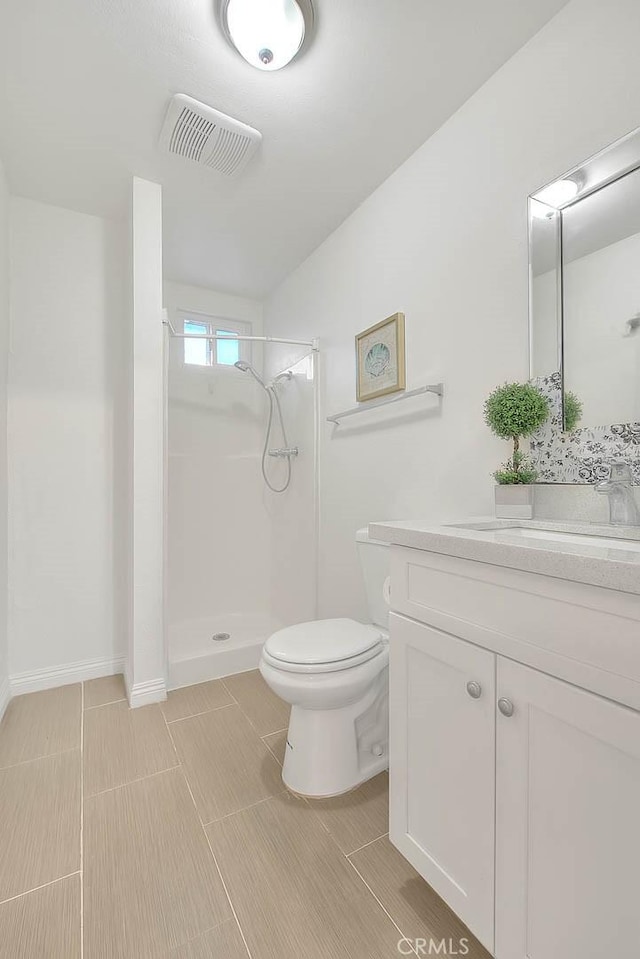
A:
448,522,640,552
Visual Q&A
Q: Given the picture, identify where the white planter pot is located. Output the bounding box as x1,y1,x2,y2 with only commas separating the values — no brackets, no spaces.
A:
495,484,534,520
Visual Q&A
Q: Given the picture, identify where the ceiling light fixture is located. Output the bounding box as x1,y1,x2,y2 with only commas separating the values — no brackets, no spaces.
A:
220,0,314,71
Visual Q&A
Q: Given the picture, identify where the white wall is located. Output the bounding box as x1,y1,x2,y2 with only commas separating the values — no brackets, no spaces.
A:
8,197,126,682
0,162,9,714
264,0,640,622
164,282,262,337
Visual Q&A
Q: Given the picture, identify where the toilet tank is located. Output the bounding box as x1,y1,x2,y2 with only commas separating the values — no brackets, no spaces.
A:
355,527,390,629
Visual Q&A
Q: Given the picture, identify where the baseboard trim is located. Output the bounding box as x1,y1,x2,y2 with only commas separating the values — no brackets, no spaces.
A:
9,656,126,697
127,677,167,709
0,675,10,722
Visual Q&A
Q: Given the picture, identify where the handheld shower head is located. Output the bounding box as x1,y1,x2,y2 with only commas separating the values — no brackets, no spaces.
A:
271,370,294,385
234,360,267,389
233,360,295,494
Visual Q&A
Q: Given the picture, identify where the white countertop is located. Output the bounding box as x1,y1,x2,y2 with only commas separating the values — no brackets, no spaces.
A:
369,517,640,596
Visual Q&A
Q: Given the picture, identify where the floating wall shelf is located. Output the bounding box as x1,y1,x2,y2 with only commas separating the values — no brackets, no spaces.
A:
327,383,444,425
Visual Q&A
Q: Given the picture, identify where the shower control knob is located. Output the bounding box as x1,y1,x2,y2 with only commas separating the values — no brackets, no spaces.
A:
498,698,515,718
466,681,482,700
372,743,384,757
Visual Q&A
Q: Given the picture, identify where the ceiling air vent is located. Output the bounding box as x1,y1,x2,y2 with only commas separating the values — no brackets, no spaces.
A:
159,94,262,177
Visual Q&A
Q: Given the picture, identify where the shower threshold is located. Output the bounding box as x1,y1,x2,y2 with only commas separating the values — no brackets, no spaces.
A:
168,612,282,690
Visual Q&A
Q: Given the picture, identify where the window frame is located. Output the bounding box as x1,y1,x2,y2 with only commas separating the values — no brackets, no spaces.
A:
177,310,252,369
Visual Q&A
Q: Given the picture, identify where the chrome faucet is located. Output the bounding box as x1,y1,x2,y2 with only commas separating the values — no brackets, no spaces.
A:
595,461,640,526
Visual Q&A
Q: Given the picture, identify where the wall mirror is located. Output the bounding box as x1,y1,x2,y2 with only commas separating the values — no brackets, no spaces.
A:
528,126,640,483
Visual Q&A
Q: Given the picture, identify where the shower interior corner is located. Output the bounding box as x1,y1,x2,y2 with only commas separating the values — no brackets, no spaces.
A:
166,319,318,690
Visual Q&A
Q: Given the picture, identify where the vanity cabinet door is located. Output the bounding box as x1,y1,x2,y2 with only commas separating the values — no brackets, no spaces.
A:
389,613,496,953
495,658,640,959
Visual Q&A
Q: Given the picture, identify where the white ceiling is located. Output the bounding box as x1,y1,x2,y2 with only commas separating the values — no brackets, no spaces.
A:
0,0,568,298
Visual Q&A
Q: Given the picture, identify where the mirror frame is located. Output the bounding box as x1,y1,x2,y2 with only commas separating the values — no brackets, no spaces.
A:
529,124,640,431
527,125,640,485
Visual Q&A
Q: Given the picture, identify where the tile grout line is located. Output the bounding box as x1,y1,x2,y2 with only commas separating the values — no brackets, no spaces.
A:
85,762,181,800
164,701,237,725
273,773,416,956
261,738,284,766
161,707,183,767
158,701,250,956
80,681,84,959
346,831,389,859
192,787,255,959
163,717,254,959
302,790,408,947
347,857,420,957
300,796,335,843
0,744,79,773
211,676,290,747
0,871,82,908
83,697,126,711
261,726,288,737
167,918,245,955
220,674,291,743
162,687,286,825
202,790,289,828
219,678,266,738
149,703,253,956
218,678,238,705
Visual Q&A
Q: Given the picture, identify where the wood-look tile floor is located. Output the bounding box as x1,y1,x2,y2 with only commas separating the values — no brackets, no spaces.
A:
0,670,490,959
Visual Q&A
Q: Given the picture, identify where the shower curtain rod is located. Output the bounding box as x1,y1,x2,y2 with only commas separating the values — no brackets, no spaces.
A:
163,315,319,351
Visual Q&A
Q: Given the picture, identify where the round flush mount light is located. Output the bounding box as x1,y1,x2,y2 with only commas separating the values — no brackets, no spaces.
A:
220,0,315,72
533,178,580,210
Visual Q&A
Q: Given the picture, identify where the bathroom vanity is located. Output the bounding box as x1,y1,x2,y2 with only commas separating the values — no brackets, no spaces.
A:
371,518,640,958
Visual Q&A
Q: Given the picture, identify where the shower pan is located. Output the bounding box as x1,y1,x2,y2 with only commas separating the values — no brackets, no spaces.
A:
164,317,319,688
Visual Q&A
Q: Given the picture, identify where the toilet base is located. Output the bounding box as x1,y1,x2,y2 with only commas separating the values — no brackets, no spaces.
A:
281,670,388,798
284,757,388,800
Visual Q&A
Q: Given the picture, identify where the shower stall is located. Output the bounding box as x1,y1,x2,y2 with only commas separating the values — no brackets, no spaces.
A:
165,313,319,689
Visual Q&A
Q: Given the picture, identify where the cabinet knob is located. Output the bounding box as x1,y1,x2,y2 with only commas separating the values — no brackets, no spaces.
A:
466,681,482,700
498,697,515,717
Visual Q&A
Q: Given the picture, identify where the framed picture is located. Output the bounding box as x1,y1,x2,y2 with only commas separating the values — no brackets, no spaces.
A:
355,312,406,402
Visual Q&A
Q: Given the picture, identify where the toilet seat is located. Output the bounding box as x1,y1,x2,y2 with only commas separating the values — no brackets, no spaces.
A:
263,618,384,674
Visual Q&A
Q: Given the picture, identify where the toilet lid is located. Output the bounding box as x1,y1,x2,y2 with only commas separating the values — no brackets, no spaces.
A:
264,618,383,667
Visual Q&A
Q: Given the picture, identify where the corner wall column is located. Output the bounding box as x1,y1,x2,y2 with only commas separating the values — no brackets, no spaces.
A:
126,176,166,706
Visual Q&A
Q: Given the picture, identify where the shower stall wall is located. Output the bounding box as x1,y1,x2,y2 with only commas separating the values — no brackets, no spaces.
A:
165,306,318,689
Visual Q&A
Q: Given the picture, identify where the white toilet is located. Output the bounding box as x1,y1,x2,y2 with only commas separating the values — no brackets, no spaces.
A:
259,528,389,798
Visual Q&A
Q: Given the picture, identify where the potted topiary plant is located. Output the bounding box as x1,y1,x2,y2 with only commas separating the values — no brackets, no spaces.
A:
484,382,550,518
563,390,583,432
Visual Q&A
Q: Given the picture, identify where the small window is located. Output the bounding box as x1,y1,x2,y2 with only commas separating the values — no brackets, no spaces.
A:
215,329,241,366
183,319,211,366
178,312,251,368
